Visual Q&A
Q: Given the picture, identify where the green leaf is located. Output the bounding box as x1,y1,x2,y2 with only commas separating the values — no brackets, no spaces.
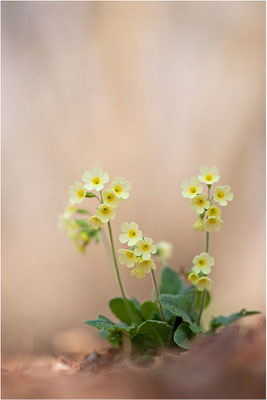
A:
210,309,260,333
76,208,90,214
136,320,172,348
195,290,211,310
140,301,159,320
174,323,194,349
83,318,116,331
85,192,97,198
109,297,143,326
159,294,192,324
159,267,186,295
75,219,89,228
131,298,141,310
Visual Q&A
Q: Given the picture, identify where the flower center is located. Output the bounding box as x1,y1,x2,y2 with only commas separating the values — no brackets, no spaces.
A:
107,193,115,201
128,230,137,238
205,174,213,182
198,258,206,266
209,206,216,215
189,186,197,194
197,198,204,205
142,243,150,251
114,185,122,194
126,251,134,258
77,189,85,198
102,207,109,214
217,191,225,199
209,217,217,224
92,177,101,185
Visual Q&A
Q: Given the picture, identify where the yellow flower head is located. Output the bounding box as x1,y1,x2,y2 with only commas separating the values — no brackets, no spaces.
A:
102,189,120,208
118,249,137,268
131,259,156,279
134,237,157,261
193,219,205,231
195,276,213,291
88,215,104,230
190,194,210,214
214,185,233,206
156,241,173,262
95,203,115,223
188,272,199,285
181,177,203,199
110,177,131,199
68,181,86,205
192,252,215,274
204,216,223,232
207,205,221,218
119,222,142,246
198,165,220,185
82,166,109,192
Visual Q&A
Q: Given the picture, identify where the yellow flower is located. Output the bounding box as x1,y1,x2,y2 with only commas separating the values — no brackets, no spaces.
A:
64,204,77,217
181,177,203,199
68,181,86,204
192,252,215,274
134,237,157,261
82,166,109,192
118,249,137,268
188,272,199,285
213,185,233,206
110,177,131,199
207,205,221,218
193,219,205,231
119,222,142,246
195,277,213,291
59,215,78,238
102,189,120,208
131,259,156,279
156,241,173,262
190,194,210,214
204,216,223,232
95,204,115,223
88,215,104,230
198,165,220,185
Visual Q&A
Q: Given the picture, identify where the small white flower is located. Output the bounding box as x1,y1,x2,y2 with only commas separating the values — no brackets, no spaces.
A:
95,204,115,223
118,249,137,268
134,237,157,261
195,277,213,291
102,189,120,208
59,215,78,238
213,185,233,206
181,177,203,199
198,165,220,185
204,216,223,232
68,181,86,204
193,219,205,231
131,259,156,279
88,215,104,230
82,166,109,192
207,205,221,218
110,177,131,199
119,222,142,246
190,194,210,214
156,241,173,262
188,272,199,285
192,252,215,274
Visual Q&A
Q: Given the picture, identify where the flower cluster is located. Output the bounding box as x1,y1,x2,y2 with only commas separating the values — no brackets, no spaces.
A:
68,167,131,229
118,222,157,279
181,165,233,233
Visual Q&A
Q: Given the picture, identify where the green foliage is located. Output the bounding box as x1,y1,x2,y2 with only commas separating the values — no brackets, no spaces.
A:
209,309,260,333
174,323,195,349
76,208,90,214
159,266,186,295
195,290,211,310
109,297,143,326
85,192,98,198
140,301,159,320
159,294,192,324
75,219,90,228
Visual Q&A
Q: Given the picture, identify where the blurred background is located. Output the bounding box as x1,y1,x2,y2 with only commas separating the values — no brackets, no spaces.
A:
2,1,265,356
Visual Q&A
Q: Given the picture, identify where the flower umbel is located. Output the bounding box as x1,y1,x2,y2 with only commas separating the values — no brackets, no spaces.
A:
181,178,203,199
198,165,220,185
192,252,215,274
134,237,157,261
118,249,137,268
119,222,142,246
96,203,115,223
214,185,233,206
82,166,109,192
68,182,86,204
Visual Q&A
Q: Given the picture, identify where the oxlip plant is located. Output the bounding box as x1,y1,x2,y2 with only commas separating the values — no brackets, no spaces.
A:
59,165,259,356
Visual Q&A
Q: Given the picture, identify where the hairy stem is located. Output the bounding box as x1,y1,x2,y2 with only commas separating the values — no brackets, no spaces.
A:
151,269,166,322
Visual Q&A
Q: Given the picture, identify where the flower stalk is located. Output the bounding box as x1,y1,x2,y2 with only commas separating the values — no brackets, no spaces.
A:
151,269,166,322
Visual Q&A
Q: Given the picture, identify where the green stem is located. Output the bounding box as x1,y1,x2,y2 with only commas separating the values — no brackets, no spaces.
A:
190,288,197,313
197,289,206,325
151,269,166,322
107,220,136,324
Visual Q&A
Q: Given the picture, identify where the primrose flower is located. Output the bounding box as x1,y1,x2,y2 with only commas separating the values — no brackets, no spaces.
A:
207,205,221,218
68,181,86,204
198,165,220,185
192,252,215,274
82,167,109,192
134,237,157,261
131,259,156,279
110,177,131,199
204,216,223,232
193,219,205,231
188,272,199,285
118,249,137,268
88,215,104,230
190,194,210,214
64,204,77,217
102,189,120,208
195,276,213,291
214,185,233,206
119,222,142,246
59,215,78,237
156,241,173,262
181,178,203,199
96,204,115,223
